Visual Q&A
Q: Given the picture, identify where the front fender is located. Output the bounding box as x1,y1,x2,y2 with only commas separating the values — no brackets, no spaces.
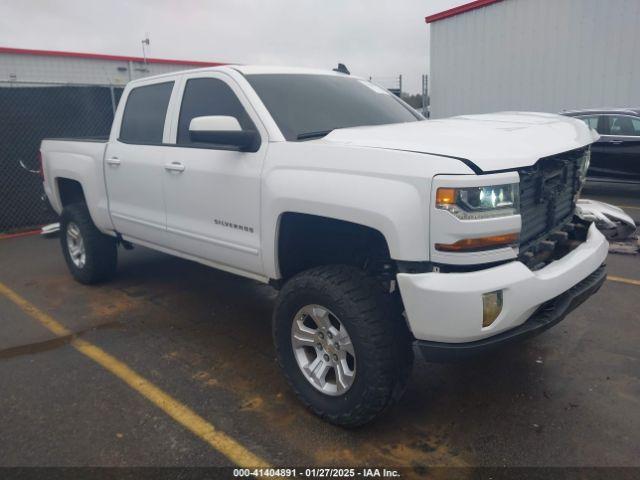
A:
262,169,429,278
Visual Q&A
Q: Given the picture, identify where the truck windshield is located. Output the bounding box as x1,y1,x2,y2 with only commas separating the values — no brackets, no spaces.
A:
245,74,420,141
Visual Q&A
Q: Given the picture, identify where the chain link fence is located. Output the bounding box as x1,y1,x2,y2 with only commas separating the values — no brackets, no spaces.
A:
0,82,123,233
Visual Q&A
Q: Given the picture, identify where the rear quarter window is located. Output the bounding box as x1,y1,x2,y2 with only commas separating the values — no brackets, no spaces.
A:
119,82,174,144
576,115,599,131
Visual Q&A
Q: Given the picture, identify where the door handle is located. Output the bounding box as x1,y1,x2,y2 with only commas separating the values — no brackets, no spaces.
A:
164,162,185,173
106,157,121,166
609,140,623,145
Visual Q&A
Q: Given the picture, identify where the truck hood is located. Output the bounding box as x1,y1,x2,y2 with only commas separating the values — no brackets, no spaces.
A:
321,112,598,172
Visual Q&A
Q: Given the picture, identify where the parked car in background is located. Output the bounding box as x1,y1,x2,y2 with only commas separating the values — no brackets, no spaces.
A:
562,109,640,183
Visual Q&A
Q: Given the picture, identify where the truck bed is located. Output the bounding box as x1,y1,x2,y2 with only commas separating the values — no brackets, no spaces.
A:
41,137,111,232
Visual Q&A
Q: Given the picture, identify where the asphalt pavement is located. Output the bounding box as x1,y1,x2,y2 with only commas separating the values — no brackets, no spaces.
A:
1,183,639,474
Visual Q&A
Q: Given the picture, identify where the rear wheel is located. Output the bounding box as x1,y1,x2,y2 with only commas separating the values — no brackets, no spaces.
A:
60,203,117,284
273,265,413,427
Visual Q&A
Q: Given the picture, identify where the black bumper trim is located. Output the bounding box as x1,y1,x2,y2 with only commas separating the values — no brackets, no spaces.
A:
416,264,607,362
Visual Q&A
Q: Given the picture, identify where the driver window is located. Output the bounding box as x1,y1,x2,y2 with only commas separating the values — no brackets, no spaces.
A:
177,78,255,146
608,116,640,137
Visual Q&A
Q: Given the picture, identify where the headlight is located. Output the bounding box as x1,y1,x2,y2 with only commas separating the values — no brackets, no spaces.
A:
436,183,520,220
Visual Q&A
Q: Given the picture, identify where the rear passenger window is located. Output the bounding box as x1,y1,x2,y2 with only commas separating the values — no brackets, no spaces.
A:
119,82,174,144
177,78,255,146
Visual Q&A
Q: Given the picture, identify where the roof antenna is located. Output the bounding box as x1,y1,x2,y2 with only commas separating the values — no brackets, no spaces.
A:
333,63,350,75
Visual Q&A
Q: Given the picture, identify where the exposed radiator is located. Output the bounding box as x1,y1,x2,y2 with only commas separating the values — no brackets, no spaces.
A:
518,147,590,267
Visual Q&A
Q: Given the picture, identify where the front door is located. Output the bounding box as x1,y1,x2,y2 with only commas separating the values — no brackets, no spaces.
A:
161,74,266,276
599,115,640,181
105,80,175,244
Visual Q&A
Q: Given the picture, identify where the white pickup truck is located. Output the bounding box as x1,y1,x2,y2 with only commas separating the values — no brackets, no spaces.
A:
41,65,608,426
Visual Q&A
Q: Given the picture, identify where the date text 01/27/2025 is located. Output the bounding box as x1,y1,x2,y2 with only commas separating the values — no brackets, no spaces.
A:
233,468,401,477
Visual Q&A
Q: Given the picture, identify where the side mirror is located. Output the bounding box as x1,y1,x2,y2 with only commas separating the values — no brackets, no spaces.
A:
188,115,260,152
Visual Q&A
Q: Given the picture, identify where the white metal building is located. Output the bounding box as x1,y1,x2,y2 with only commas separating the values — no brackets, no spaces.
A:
0,47,223,86
426,0,640,118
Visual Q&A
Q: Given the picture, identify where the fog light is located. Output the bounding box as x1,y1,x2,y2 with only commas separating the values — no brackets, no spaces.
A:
482,291,503,327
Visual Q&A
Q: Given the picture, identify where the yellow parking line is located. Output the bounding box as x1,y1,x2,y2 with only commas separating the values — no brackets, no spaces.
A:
0,282,270,468
614,205,640,211
607,275,640,287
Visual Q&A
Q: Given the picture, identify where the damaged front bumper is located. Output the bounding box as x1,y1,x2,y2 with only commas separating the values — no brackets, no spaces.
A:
415,264,606,361
576,198,637,241
397,223,609,360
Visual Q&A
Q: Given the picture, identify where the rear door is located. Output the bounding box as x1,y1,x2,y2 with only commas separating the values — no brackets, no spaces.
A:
105,79,176,244
161,72,267,276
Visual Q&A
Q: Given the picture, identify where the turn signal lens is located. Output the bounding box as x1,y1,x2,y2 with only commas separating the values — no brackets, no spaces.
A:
482,291,503,327
436,187,457,205
435,233,519,252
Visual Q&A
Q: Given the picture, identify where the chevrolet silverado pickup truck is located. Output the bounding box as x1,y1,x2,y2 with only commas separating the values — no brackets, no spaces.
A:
41,66,608,426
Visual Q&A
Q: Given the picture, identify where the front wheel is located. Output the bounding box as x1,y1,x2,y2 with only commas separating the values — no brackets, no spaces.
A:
273,265,413,427
60,203,117,284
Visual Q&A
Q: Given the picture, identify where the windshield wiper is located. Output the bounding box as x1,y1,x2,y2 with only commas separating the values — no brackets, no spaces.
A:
296,129,333,140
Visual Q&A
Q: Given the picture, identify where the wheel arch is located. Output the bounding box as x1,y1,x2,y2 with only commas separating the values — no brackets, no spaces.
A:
57,177,86,207
274,212,393,281
50,174,113,235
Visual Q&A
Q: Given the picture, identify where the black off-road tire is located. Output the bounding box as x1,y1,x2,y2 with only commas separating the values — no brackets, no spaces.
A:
273,265,414,427
60,203,117,284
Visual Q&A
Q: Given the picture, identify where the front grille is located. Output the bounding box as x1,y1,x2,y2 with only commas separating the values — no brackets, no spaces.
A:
518,147,589,266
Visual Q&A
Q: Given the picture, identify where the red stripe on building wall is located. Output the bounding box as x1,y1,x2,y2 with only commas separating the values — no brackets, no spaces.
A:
0,46,226,67
425,0,503,24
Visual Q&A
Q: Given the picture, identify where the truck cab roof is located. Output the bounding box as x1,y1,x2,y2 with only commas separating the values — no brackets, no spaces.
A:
125,64,357,87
